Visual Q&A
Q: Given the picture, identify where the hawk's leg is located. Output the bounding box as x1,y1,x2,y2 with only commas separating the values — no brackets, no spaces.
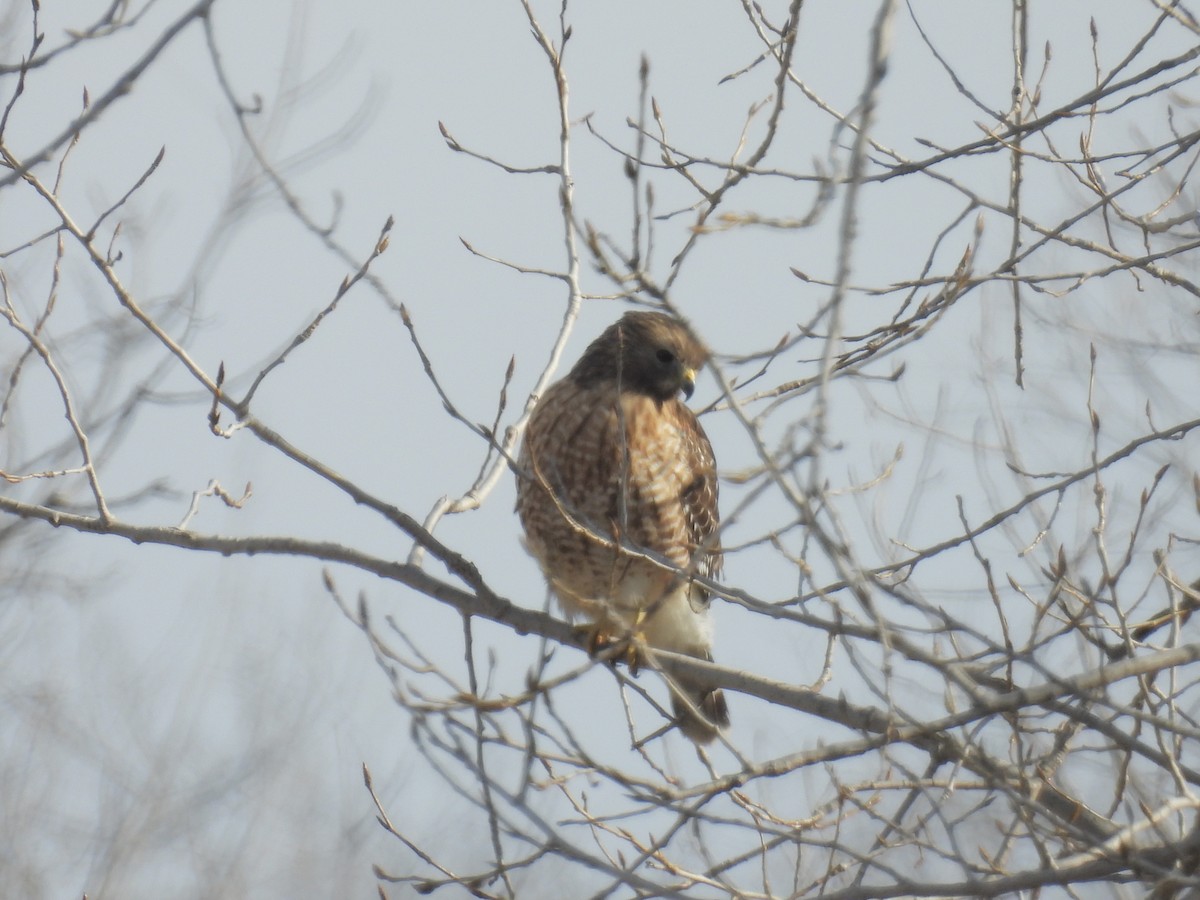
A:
573,620,645,675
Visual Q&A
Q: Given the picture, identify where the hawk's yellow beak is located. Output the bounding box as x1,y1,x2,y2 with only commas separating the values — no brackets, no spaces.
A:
681,367,696,400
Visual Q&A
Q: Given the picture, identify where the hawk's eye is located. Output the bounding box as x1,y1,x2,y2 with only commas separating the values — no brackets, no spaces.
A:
656,348,675,366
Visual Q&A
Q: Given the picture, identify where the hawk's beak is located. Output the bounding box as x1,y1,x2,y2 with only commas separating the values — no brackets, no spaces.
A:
680,367,696,400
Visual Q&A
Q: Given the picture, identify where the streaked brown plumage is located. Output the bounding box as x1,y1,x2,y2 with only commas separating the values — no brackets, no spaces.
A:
516,311,728,742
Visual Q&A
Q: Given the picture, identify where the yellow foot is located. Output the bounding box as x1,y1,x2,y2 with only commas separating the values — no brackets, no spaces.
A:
572,623,644,674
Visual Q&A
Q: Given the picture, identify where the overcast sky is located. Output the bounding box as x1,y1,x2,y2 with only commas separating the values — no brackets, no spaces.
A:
3,1,1199,896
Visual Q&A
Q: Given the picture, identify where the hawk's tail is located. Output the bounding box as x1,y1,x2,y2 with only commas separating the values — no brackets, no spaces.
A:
672,675,730,744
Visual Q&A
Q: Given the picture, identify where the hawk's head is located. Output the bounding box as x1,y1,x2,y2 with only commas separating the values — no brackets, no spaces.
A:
571,311,709,403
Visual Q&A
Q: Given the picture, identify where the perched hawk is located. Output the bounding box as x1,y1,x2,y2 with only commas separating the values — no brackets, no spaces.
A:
516,311,728,742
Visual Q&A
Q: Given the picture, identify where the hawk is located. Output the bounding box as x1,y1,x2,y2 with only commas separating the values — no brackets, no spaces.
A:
516,311,728,742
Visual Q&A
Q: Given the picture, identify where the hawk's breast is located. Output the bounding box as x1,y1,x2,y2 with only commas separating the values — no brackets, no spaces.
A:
517,379,719,622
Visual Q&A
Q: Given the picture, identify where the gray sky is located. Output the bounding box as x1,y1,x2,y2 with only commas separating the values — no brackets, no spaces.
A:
3,0,1199,896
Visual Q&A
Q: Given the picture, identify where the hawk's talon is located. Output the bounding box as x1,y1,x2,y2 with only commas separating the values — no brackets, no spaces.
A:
573,622,644,675
624,640,643,676
572,622,617,658
627,610,646,674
